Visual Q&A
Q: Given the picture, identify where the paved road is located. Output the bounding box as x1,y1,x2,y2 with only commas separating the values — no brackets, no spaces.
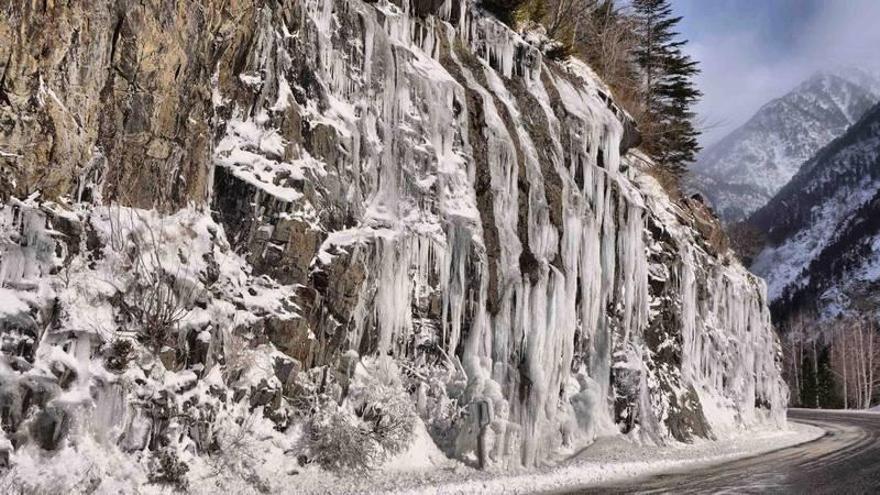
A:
576,409,880,494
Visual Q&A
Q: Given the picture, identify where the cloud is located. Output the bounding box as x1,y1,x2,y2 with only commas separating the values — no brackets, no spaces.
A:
676,0,880,148
687,32,805,146
797,0,880,69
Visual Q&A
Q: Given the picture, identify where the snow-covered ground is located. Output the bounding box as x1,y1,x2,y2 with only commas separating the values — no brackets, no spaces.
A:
285,421,823,494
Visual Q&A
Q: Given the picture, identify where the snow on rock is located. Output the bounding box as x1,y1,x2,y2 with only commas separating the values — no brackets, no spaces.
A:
207,0,787,466
0,0,787,492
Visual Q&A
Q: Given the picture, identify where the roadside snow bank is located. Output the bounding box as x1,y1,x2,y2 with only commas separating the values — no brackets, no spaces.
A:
294,422,822,494
800,407,880,415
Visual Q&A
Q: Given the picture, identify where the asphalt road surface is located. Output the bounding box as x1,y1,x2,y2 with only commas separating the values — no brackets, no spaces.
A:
573,409,880,494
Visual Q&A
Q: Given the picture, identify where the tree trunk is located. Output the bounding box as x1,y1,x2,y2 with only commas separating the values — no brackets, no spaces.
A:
841,328,848,409
867,321,875,408
812,340,819,408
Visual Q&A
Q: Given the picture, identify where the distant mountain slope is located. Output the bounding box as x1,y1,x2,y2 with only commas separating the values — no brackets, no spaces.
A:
691,71,879,222
749,101,880,318
840,67,880,96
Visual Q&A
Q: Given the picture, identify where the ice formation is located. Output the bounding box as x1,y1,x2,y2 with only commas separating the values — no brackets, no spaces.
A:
0,0,787,489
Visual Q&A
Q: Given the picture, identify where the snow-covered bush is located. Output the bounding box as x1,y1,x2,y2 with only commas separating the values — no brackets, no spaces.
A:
104,338,134,373
305,356,417,472
306,400,376,472
401,355,468,454
350,357,418,454
148,447,190,490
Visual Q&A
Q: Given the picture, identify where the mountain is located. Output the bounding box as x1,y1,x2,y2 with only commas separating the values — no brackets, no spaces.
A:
0,1,786,491
691,71,879,222
840,67,880,96
750,101,880,319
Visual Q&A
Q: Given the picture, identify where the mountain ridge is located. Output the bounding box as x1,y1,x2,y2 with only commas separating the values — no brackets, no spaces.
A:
691,70,879,222
749,100,880,318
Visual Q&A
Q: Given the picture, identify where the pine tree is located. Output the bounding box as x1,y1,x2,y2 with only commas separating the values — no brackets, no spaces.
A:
816,346,841,408
631,0,701,176
800,353,818,408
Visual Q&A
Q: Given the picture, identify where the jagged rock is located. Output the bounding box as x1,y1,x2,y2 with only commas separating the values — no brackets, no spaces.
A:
620,119,643,154
259,218,322,285
169,371,199,394
274,355,302,392
187,329,212,369
265,317,315,366
30,407,70,450
0,442,10,468
0,385,23,432
49,359,78,390
200,251,221,286
685,198,729,256
45,208,84,261
667,386,713,442
0,313,39,363
319,250,367,312
19,376,58,418
406,0,448,17
212,168,323,285
158,347,179,371
0,1,258,209
250,379,282,414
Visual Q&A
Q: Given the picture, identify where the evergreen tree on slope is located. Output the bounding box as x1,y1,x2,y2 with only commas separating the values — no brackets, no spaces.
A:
632,0,701,176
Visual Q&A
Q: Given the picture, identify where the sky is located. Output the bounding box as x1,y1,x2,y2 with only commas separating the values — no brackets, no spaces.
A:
672,0,880,147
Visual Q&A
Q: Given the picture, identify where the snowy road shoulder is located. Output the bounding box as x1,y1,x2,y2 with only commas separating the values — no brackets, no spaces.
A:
294,420,824,494
426,422,824,495
542,421,824,494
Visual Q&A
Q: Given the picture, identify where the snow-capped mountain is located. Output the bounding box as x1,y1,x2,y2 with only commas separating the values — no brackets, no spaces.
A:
691,71,879,222
750,100,880,319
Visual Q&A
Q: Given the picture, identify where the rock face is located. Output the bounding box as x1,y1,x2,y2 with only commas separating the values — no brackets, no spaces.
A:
0,0,785,486
690,71,879,222
0,0,270,208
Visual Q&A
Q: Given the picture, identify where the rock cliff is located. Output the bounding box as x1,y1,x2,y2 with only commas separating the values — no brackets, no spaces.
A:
0,1,786,490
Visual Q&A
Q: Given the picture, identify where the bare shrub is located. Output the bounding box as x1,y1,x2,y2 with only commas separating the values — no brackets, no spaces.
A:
203,412,271,494
544,0,599,46
104,205,203,355
644,160,683,201
128,229,200,354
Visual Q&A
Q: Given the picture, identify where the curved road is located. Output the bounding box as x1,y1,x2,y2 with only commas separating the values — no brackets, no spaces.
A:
580,409,880,494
